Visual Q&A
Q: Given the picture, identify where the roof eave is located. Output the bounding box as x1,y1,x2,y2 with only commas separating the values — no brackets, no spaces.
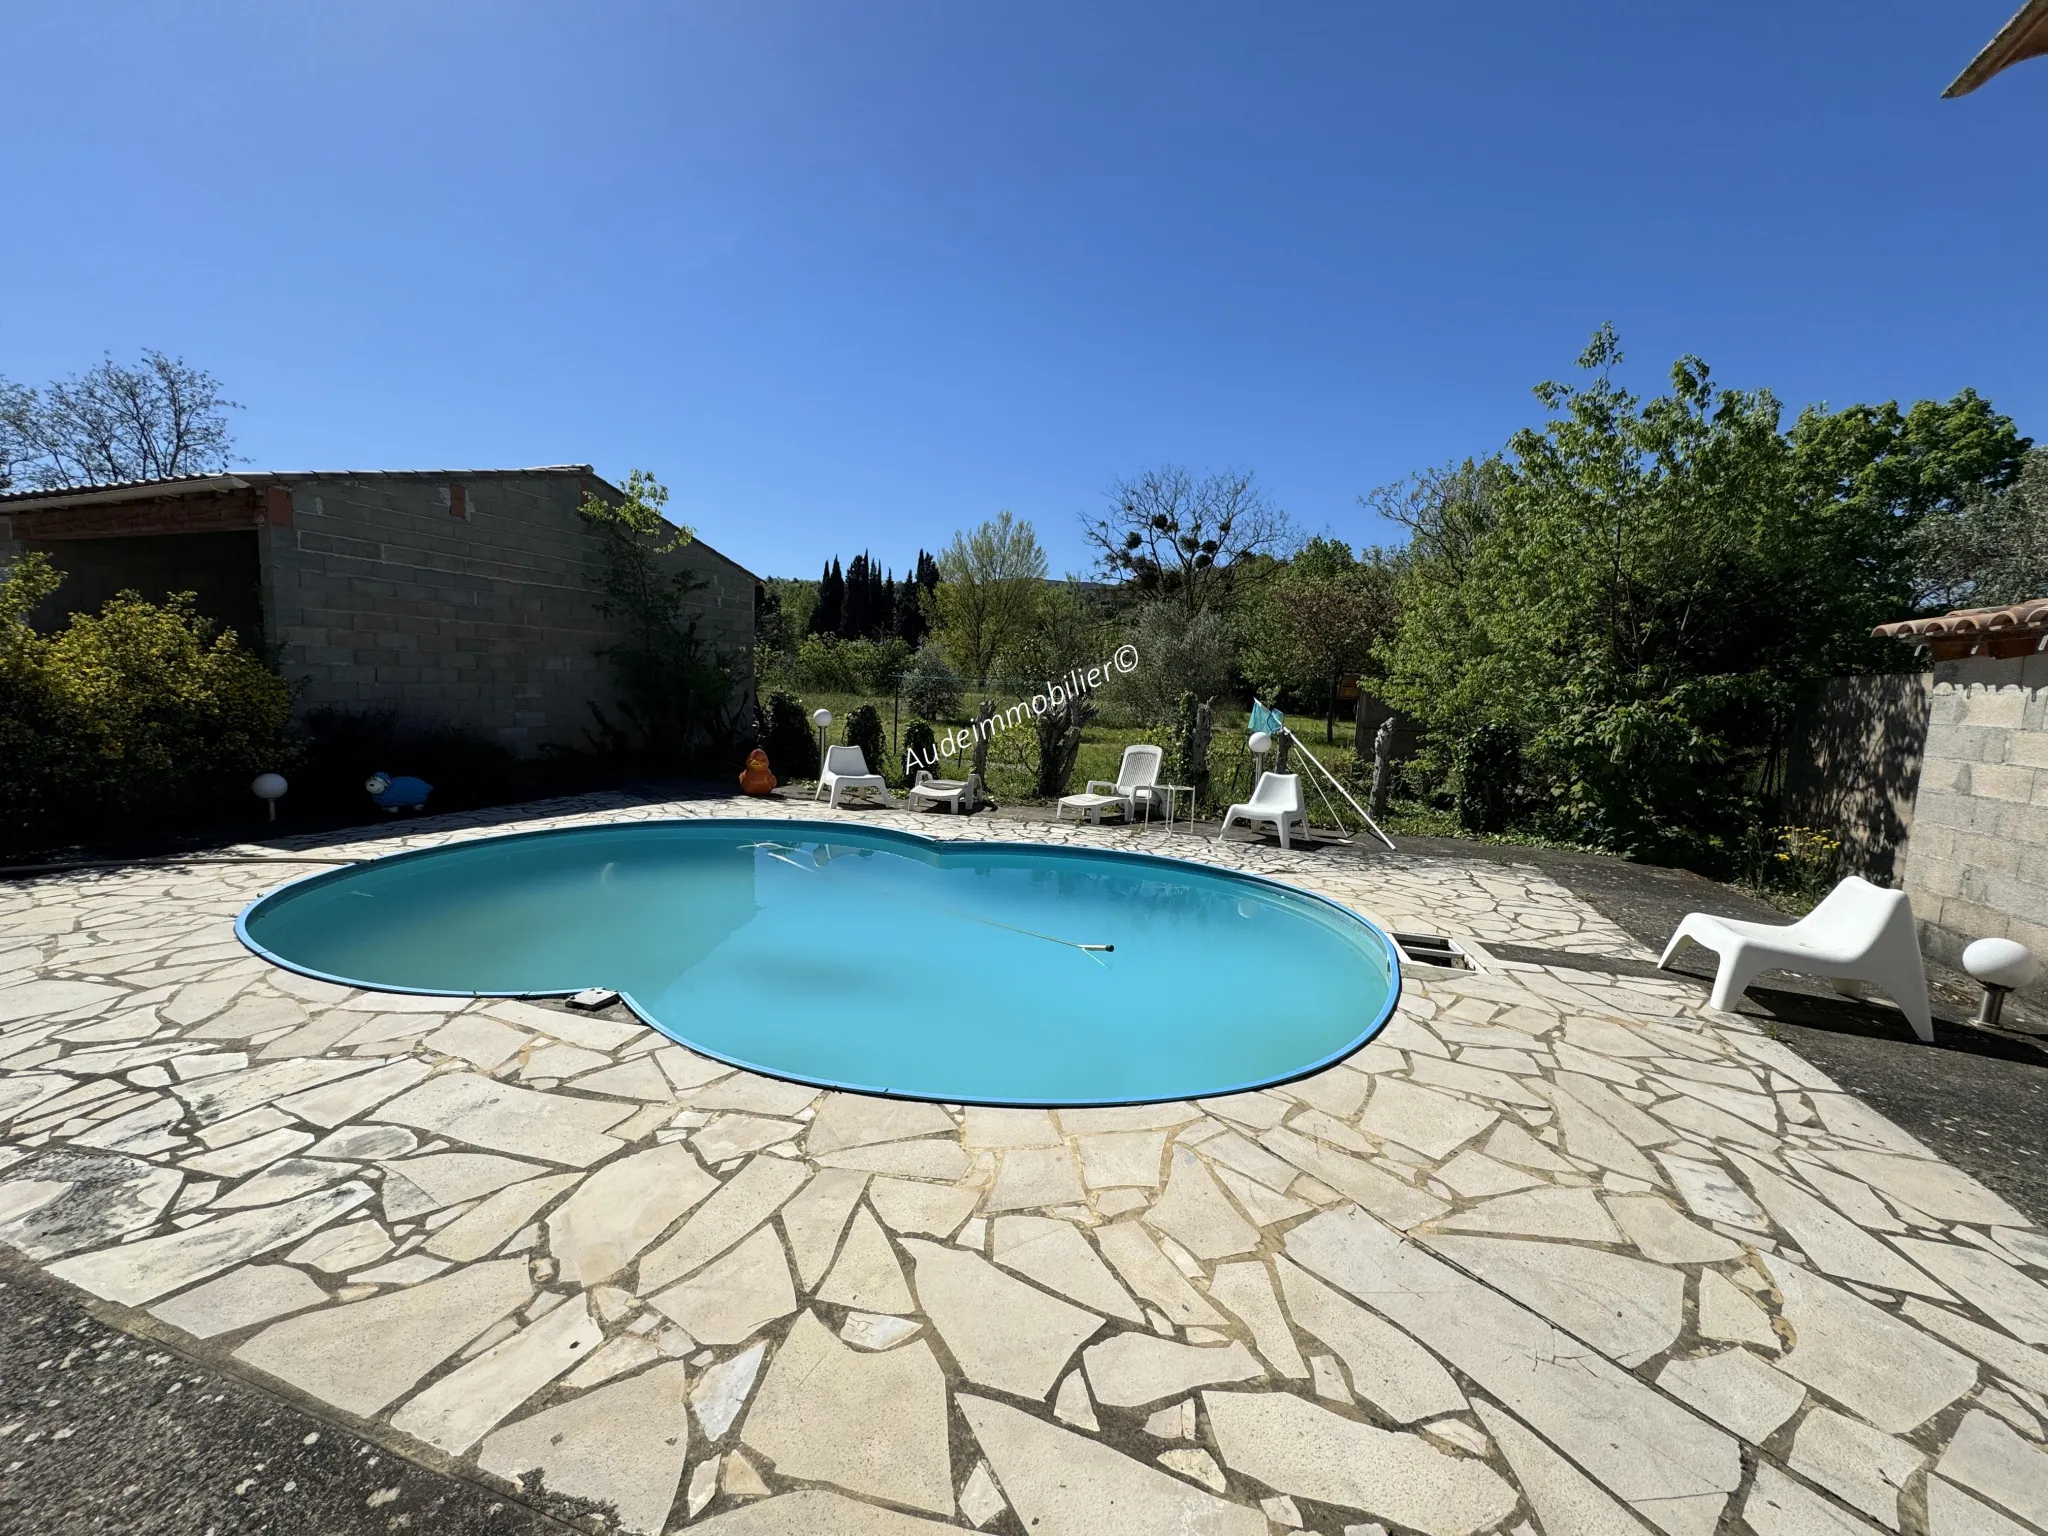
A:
1944,0,2048,96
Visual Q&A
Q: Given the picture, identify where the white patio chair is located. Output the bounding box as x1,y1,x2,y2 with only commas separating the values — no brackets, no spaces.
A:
1658,875,1933,1043
1219,772,1306,850
1084,744,1165,823
815,744,891,808
907,769,982,815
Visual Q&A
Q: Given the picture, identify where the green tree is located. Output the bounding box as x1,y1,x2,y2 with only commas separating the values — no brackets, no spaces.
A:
1237,536,1401,740
1907,446,2048,611
931,510,1047,683
578,469,738,763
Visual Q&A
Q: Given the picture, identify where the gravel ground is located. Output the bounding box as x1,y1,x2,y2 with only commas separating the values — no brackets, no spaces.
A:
0,1251,570,1536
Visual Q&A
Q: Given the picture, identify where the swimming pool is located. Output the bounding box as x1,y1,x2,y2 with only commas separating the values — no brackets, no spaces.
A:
237,820,1399,1106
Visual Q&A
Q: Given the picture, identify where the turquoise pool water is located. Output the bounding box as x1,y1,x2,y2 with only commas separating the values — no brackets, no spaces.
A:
237,820,1399,1106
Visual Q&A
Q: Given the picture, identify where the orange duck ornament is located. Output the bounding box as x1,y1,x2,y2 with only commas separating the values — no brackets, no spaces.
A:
739,748,777,796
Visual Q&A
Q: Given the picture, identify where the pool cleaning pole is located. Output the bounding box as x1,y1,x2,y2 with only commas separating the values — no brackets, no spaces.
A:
1254,703,1396,851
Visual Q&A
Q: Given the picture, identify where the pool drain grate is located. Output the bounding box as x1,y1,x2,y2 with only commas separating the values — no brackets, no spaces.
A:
1392,932,1474,970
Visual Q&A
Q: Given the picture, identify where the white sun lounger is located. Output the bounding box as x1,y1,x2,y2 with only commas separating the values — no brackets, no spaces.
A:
1219,772,1306,850
1081,743,1165,823
907,769,982,814
815,744,891,809
1658,874,1934,1042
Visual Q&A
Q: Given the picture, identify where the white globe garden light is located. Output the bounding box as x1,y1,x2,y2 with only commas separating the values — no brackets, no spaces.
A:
812,708,833,777
251,772,288,823
1963,937,2038,1026
1247,731,1273,756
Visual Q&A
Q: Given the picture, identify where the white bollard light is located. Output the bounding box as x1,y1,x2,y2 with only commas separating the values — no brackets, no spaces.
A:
812,708,833,776
251,772,288,822
1963,937,2038,1026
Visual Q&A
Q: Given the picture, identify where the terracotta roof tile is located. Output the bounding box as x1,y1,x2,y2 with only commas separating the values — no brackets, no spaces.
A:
1874,598,2048,659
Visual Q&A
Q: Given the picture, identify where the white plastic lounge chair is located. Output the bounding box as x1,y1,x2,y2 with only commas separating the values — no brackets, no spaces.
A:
1083,744,1165,823
815,744,891,809
907,769,982,815
1658,875,1933,1043
1218,772,1306,850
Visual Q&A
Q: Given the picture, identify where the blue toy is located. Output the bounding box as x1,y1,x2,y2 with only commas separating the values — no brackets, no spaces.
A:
365,773,433,813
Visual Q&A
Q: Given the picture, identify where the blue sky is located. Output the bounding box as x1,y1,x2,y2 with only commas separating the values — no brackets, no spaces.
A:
3,2,2042,580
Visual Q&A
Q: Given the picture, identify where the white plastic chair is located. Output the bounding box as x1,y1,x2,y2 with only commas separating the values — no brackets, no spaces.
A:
1219,772,1306,850
815,744,890,809
1084,744,1165,823
1658,875,1933,1043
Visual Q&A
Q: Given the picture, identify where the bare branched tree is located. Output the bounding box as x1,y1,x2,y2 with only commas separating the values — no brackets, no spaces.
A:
1082,465,1288,618
6,351,239,489
1360,458,1508,580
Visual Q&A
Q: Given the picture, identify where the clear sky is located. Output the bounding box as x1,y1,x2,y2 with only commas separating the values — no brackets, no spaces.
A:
3,2,2042,580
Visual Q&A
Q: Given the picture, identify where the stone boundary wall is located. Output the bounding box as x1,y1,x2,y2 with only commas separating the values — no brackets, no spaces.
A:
1782,673,1932,884
261,472,755,753
1898,651,2048,1000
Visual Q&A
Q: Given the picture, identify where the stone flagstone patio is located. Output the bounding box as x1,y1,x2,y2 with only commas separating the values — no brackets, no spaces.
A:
2,792,2046,1536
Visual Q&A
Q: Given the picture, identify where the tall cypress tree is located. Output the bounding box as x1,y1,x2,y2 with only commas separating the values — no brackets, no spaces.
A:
880,571,897,641
813,557,845,637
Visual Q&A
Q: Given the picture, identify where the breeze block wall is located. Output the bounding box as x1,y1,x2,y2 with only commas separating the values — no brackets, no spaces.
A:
1897,651,2048,1001
259,470,755,753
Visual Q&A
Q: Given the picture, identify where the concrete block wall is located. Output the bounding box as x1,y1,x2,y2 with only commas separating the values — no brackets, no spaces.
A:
259,472,755,753
1897,650,2048,1001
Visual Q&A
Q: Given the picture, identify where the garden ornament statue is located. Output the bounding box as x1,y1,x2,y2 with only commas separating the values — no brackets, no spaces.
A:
1963,938,2038,1026
739,748,777,796
365,773,432,814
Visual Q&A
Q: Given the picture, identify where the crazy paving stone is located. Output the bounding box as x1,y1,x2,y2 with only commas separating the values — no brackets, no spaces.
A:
1606,1194,1741,1264
148,1264,331,1339
1077,1130,1169,1188
1935,1409,2048,1532
426,1172,581,1262
804,1092,955,1154
1890,1237,2048,1347
984,1145,1087,1212
1728,1152,1951,1299
1208,1259,1308,1378
1360,1078,1498,1159
1289,1206,1738,1536
372,1071,632,1165
479,1359,691,1536
741,1310,953,1516
1743,1462,1882,1536
638,1154,810,1291
235,1257,531,1416
379,1152,549,1219
1927,1477,2033,1536
1816,1151,2029,1228
549,1142,718,1285
691,1340,767,1441
959,1393,1265,1536
904,1238,1100,1399
867,1174,978,1238
0,1147,181,1259
1142,1145,1260,1260
1422,1235,1684,1367
988,1215,1145,1323
688,1489,965,1535
779,1167,868,1286
1900,1298,2048,1397
1205,1390,1519,1536
1788,1406,1922,1529
1258,1127,1447,1230
1082,1332,1263,1407
1474,1401,1653,1536
648,1225,798,1345
1761,1255,1978,1434
1434,1186,1625,1243
816,1206,916,1313
1655,1348,1807,1445
391,1294,604,1454
813,1139,970,1180
49,1181,372,1306
1093,1220,1225,1326
1274,1256,1465,1422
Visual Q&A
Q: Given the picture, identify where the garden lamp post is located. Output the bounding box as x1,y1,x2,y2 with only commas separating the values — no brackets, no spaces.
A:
813,708,833,777
251,773,287,823
1248,731,1272,786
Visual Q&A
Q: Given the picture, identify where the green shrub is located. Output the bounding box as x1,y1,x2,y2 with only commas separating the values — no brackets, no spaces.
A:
901,720,938,785
760,691,819,780
0,553,295,854
844,703,886,777
901,644,962,719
